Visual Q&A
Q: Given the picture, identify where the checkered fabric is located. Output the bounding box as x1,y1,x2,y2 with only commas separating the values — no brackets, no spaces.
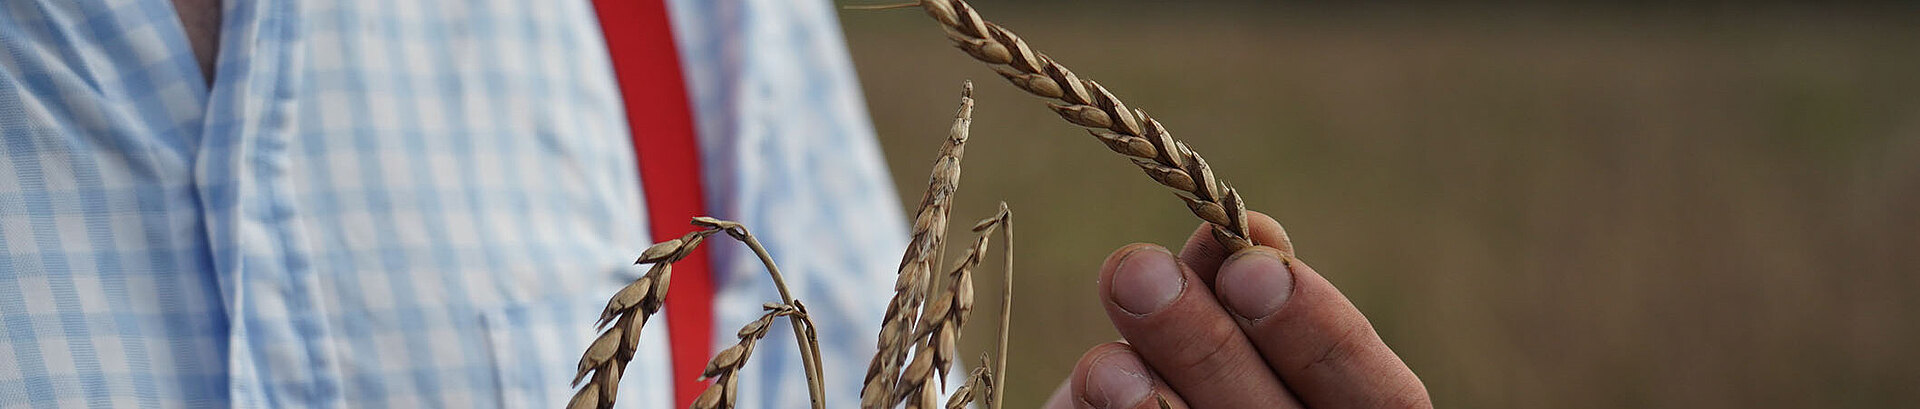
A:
0,0,903,408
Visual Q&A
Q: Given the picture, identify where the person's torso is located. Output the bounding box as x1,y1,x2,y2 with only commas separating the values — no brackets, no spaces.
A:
2,1,669,407
2,0,910,408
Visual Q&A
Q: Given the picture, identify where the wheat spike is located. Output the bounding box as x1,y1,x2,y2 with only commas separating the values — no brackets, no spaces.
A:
892,212,1005,408
569,229,718,409
864,82,976,409
690,303,802,409
916,0,1266,253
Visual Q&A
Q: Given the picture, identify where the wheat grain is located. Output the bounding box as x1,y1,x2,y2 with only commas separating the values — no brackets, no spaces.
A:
568,229,718,409
863,82,977,409
942,361,992,409
915,0,1273,254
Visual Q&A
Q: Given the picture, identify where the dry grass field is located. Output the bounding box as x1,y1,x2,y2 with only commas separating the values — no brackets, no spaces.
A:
840,2,1920,408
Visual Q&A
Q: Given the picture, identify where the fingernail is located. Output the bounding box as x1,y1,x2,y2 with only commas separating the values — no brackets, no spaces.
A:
1084,352,1153,409
1218,249,1294,320
1110,247,1185,316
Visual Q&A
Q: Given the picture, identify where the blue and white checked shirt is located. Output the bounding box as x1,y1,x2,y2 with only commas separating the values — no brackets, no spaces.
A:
0,0,905,408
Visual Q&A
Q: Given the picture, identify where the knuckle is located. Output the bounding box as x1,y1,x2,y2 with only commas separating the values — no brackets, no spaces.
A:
1301,320,1374,373
1161,322,1249,384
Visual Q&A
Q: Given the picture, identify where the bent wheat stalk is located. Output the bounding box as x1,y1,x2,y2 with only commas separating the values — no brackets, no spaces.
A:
915,0,1270,253
863,82,976,409
696,217,830,409
571,218,827,409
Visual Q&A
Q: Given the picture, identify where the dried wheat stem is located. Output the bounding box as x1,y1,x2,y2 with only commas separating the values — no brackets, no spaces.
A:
916,0,1266,253
569,228,720,409
700,217,830,409
892,212,1005,408
988,203,1011,409
864,82,976,409
691,303,802,409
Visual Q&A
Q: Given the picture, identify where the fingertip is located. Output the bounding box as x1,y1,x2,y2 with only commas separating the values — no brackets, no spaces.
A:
1244,211,1293,253
1103,243,1168,277
1067,343,1126,408
1071,343,1160,409
1106,246,1186,316
1216,247,1295,321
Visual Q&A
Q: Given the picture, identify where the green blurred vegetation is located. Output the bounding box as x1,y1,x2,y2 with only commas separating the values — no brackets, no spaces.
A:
840,2,1920,407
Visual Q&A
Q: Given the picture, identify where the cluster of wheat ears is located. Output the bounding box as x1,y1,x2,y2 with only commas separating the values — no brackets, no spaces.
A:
567,1,1263,408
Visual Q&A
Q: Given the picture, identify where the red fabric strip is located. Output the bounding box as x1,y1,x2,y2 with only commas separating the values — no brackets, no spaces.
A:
590,0,715,406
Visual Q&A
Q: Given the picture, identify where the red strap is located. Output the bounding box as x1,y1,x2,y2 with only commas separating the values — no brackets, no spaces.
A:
590,1,715,406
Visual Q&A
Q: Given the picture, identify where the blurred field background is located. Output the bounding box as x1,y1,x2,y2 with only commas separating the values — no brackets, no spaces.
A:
837,2,1920,408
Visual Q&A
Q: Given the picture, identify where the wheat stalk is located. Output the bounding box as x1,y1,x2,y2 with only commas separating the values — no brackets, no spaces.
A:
914,0,1265,253
863,82,977,409
987,202,1011,409
893,209,1007,408
691,303,803,409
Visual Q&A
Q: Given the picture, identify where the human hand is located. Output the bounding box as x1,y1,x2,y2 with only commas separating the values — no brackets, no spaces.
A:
1041,212,1430,408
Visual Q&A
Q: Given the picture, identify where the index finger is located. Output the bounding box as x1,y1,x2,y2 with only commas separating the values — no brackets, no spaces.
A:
1216,250,1431,408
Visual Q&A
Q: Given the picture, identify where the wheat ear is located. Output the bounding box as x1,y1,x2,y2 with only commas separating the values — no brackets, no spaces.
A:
571,218,828,409
690,303,802,409
893,209,1007,408
569,229,717,409
915,0,1266,253
863,82,976,409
